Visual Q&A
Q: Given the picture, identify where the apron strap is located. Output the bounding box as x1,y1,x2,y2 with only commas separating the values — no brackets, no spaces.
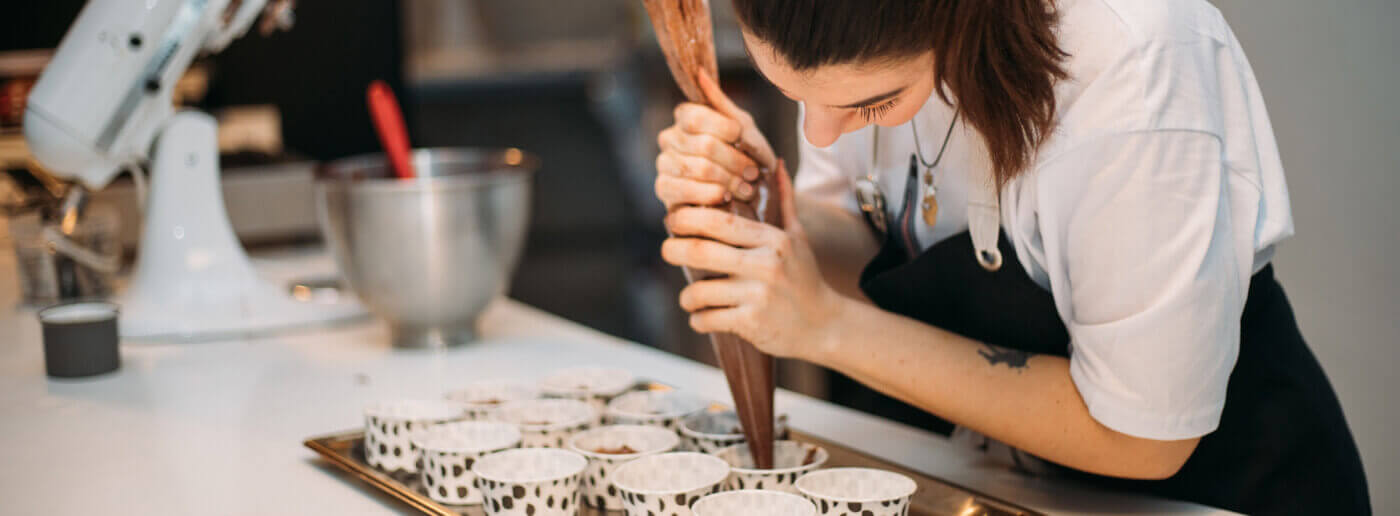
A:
966,129,1003,271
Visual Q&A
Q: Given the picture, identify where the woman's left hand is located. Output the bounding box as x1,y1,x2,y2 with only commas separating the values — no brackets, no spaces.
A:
661,167,845,361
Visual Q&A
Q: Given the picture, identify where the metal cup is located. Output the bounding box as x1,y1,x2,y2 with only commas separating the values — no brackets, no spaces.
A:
315,148,536,348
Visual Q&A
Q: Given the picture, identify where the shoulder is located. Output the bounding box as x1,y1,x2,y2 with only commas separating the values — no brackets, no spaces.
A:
1085,0,1231,44
1048,0,1243,153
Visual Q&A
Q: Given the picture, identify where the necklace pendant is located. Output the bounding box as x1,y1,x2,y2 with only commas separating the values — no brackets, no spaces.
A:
922,193,939,227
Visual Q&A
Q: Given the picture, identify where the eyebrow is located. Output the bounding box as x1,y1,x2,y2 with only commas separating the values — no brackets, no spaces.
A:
741,45,908,109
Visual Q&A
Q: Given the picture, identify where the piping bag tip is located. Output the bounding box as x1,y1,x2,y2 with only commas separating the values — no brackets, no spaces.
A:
713,333,777,469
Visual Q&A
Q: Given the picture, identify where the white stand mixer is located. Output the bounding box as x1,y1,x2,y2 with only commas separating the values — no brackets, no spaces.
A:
23,0,363,339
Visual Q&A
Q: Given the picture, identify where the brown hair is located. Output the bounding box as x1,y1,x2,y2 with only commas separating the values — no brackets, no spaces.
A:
731,0,1069,188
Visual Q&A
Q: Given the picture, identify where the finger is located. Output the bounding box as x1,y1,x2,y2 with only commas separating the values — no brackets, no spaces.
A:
661,238,768,277
658,151,721,183
655,174,728,210
662,130,758,180
675,155,755,201
675,103,743,143
696,71,748,125
697,72,777,167
678,278,755,312
689,306,748,335
666,206,779,249
658,151,751,201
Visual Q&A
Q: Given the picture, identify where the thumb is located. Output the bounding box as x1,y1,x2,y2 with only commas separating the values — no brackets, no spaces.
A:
696,70,744,122
775,159,805,237
697,71,777,168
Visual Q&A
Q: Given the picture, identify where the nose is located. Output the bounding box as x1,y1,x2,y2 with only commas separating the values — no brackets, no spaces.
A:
801,105,847,148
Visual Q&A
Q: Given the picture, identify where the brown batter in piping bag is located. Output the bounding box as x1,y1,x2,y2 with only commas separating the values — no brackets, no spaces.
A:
642,0,779,469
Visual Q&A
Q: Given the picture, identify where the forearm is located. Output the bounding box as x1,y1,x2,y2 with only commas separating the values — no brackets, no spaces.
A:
814,299,1198,480
795,193,879,301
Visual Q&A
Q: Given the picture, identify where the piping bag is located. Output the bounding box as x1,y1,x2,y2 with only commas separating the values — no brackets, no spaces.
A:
642,0,780,469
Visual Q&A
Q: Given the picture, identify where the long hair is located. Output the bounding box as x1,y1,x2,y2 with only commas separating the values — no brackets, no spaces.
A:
731,0,1069,188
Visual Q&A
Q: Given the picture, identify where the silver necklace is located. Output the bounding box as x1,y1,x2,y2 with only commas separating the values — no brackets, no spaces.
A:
911,109,959,227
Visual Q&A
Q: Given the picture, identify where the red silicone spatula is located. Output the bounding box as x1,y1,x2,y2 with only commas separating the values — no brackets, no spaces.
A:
366,80,415,179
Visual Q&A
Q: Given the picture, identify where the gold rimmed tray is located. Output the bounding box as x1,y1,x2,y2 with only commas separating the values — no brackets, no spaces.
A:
304,429,1039,515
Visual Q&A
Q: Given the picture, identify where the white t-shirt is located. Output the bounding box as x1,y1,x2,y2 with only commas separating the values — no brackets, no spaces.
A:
795,0,1293,440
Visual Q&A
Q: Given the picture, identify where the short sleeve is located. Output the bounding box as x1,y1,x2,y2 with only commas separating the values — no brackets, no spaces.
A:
1034,130,1250,441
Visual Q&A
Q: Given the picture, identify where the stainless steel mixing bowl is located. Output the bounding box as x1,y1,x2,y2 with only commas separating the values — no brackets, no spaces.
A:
316,148,536,348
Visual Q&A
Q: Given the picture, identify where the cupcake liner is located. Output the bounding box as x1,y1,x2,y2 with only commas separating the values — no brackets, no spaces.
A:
794,468,917,516
363,400,464,474
712,441,828,494
538,367,636,414
445,381,540,420
568,424,682,511
605,390,709,431
472,448,588,516
612,452,731,516
692,489,817,516
679,409,790,453
492,399,595,448
412,421,523,505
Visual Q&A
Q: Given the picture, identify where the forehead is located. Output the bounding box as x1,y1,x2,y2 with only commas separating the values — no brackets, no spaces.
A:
741,31,916,106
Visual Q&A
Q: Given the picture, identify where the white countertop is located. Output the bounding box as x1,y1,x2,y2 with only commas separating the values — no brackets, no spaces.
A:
0,245,1229,515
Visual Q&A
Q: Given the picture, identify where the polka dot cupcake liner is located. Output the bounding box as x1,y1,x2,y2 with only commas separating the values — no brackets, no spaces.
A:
612,452,731,516
679,409,790,453
472,448,588,516
445,380,540,420
604,390,709,431
412,421,522,505
712,441,829,494
491,398,595,448
363,400,464,474
794,468,917,516
567,424,682,511
692,489,818,516
537,366,636,415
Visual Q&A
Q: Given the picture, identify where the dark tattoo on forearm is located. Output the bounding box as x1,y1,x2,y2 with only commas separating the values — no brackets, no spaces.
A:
977,343,1032,370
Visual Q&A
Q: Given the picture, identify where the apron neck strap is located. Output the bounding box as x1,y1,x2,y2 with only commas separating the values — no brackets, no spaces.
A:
964,125,1003,271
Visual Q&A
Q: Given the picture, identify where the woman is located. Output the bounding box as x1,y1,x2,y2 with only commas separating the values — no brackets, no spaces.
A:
653,0,1369,513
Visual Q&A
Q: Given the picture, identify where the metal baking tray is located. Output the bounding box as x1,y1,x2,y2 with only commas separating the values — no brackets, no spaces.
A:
305,385,1039,515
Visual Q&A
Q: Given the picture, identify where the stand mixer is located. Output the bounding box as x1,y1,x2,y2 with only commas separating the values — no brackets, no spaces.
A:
23,0,363,340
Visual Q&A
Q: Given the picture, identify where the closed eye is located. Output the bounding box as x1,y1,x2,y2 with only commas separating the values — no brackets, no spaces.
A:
856,98,898,122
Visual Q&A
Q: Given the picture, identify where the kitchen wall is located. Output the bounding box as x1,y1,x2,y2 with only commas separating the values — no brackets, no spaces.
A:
1211,0,1399,512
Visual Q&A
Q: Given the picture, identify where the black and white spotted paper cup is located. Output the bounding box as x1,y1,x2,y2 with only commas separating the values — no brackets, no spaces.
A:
364,400,464,474
679,408,791,453
692,489,818,516
712,441,829,494
794,468,917,516
612,452,731,516
412,421,523,505
472,447,588,516
537,366,636,415
445,380,540,420
567,424,682,511
492,398,594,448
604,390,709,431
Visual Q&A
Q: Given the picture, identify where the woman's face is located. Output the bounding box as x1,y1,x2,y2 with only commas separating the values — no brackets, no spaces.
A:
742,30,938,148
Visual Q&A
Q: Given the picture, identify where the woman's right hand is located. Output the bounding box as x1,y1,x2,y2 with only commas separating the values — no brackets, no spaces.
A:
655,72,776,210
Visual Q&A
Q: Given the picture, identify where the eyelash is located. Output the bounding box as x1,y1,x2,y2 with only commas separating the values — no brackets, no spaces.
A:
856,98,898,122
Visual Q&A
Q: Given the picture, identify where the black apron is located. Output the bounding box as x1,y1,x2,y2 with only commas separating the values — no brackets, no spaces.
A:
849,223,1371,514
